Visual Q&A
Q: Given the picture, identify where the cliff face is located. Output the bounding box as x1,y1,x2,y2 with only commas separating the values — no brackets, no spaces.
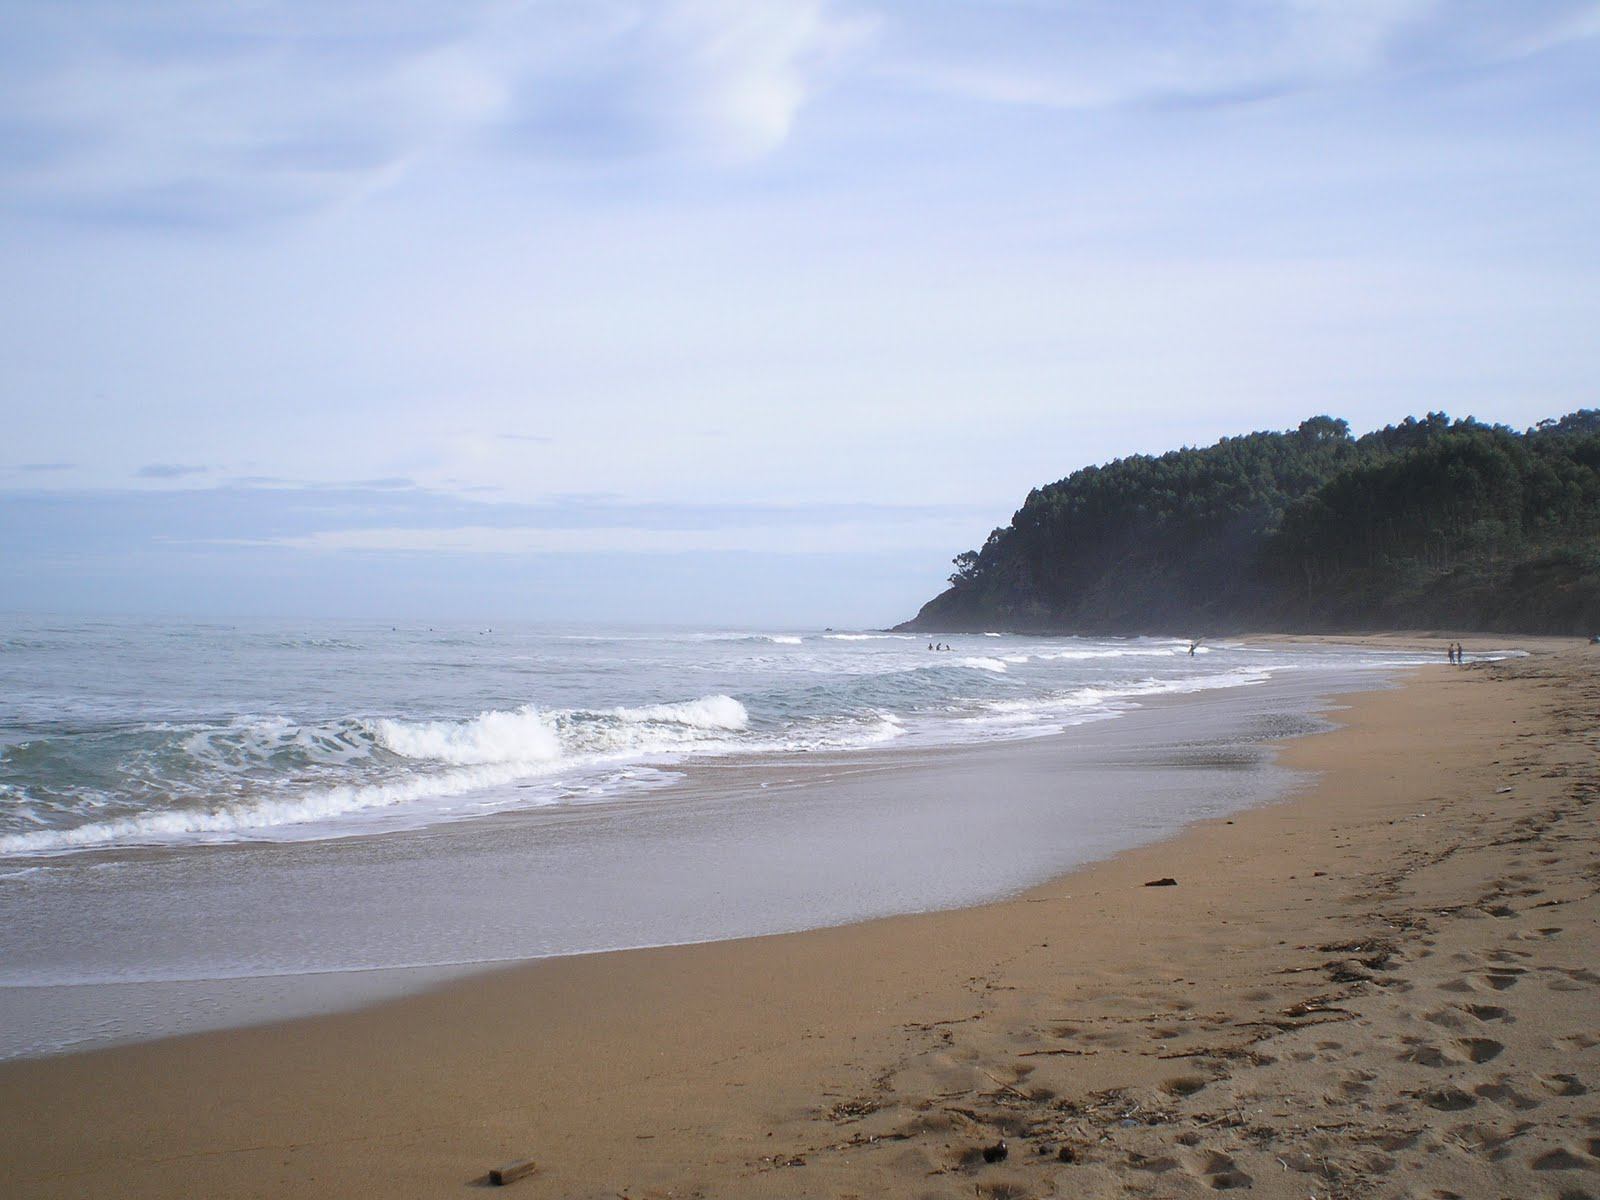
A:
896,413,1600,637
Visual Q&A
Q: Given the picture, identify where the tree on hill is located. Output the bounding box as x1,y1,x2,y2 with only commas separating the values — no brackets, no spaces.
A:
903,412,1600,635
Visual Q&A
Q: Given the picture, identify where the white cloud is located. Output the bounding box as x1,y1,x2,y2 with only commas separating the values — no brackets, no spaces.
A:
1276,0,1443,72
884,0,1598,111
0,2,471,224
652,0,879,160
0,0,876,226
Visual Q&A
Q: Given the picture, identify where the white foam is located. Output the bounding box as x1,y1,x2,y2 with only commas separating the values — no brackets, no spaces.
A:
183,715,375,770
610,695,749,730
960,657,1009,673
1126,668,1271,697
1036,646,1186,661
822,633,916,641
848,713,907,746
373,706,562,766
0,760,565,857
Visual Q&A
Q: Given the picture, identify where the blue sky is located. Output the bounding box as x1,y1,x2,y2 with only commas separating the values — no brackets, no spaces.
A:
3,1,1597,625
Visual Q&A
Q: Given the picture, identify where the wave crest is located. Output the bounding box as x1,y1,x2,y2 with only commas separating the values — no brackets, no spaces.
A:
611,695,748,730
372,706,562,766
960,657,1009,673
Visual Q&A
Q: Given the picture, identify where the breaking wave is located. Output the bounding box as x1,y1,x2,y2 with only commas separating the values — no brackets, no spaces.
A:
0,621,1443,858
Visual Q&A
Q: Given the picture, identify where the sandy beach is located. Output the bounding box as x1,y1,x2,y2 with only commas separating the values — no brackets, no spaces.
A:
3,635,1596,1199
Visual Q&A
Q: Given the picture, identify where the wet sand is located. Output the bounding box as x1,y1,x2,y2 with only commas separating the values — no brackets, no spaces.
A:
0,658,1342,1059
2,635,1596,1199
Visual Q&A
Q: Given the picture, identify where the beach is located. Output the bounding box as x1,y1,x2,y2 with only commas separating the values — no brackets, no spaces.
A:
2,636,1596,1198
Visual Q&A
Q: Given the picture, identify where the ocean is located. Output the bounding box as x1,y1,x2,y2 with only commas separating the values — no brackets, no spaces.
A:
0,616,1449,1058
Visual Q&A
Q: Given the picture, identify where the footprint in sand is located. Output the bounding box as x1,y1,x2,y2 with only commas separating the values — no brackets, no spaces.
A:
1339,1069,1377,1097
1548,966,1600,987
1400,1039,1450,1068
1420,1086,1478,1111
1184,1149,1253,1191
1474,1080,1542,1111
1126,1152,1183,1176
1539,1073,1587,1097
1425,1002,1513,1029
1485,948,1533,962
1448,1119,1536,1161
1455,1037,1505,1064
1510,926,1565,942
1530,1146,1593,1171
1547,977,1597,993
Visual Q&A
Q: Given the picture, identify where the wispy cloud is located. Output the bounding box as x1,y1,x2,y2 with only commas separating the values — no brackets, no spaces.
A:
136,463,209,479
7,0,1589,232
884,0,1600,111
0,0,876,229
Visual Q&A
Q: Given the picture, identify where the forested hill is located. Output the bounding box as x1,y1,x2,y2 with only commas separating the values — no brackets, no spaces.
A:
898,412,1600,636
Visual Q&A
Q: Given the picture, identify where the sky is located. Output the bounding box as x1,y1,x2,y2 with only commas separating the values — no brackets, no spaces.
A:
2,0,1597,626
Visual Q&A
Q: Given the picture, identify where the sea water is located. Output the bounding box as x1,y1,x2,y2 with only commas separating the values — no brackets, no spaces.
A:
0,616,1453,1057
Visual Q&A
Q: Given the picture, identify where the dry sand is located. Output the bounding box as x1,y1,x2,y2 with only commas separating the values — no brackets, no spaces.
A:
3,637,1597,1199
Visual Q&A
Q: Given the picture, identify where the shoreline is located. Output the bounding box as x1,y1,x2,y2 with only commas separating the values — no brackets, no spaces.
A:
0,650,1372,1060
2,636,1596,1198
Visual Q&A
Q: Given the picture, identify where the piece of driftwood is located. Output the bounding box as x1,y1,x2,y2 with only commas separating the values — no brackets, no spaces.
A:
489,1157,538,1186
